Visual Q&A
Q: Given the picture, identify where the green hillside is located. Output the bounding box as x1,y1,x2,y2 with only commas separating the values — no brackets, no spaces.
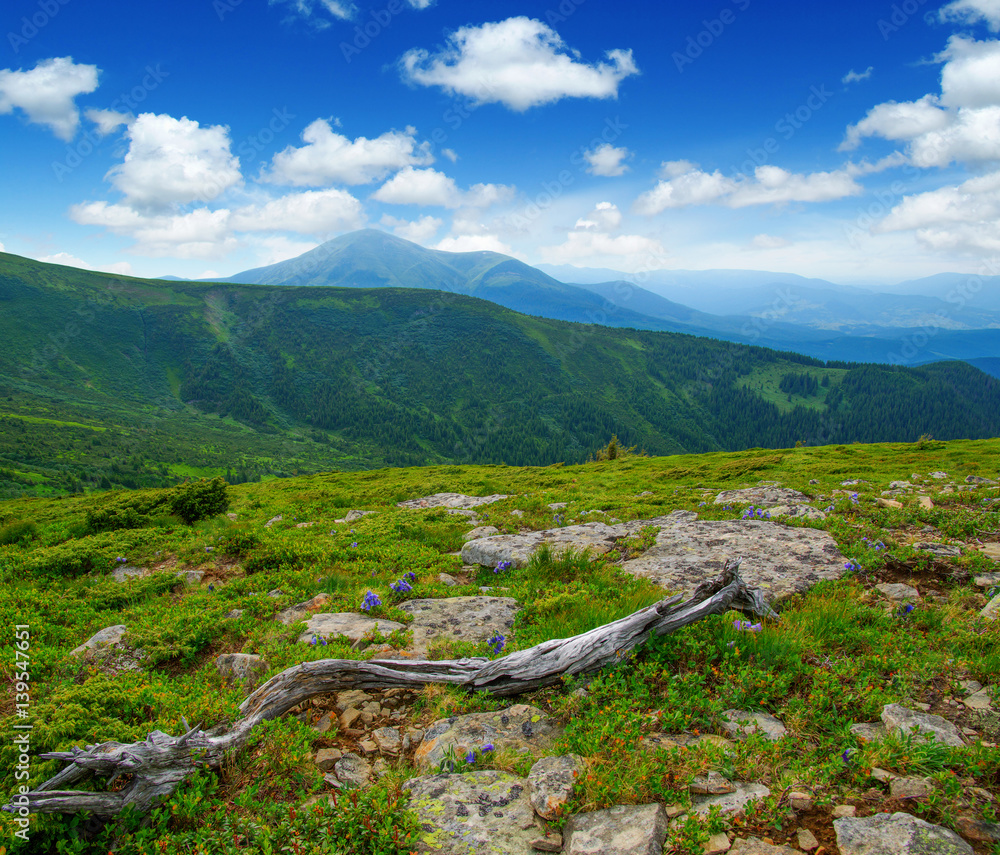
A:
2,251,1000,498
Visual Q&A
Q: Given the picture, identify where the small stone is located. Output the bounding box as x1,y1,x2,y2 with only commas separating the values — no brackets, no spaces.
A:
963,688,992,711
720,710,787,742
224,609,244,620
339,708,361,730
372,726,402,755
371,758,389,779
834,812,972,855
729,837,799,854
917,496,934,510
563,802,668,855
313,712,335,734
528,754,584,820
881,703,965,747
176,570,204,586
438,572,458,586
870,767,895,783
876,498,902,509
832,805,856,818
314,748,342,771
787,791,813,811
214,653,267,690
264,515,282,527
691,772,736,795
336,689,371,710
464,525,500,541
890,775,933,800
796,828,819,851
912,542,962,558
359,740,378,754
954,812,1000,842
705,831,731,854
876,582,918,601
850,722,887,743
665,804,686,818
530,833,564,852
71,625,127,656
982,592,1000,621
333,752,371,789
322,772,342,788
974,573,1000,589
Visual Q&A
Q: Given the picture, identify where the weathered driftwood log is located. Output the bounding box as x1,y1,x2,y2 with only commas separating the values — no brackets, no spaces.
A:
5,560,774,818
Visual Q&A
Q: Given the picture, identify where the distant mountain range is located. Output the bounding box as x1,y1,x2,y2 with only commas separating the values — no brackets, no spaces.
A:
209,230,1000,373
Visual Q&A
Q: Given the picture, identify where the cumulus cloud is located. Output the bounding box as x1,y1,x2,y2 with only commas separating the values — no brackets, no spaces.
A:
86,108,131,136
574,201,623,231
107,113,242,209
434,234,512,254
372,167,513,208
248,235,320,265
380,214,443,243
634,163,862,214
539,201,667,268
263,119,434,186
939,0,1000,31
230,188,364,234
37,251,133,275
842,67,873,85
583,143,631,177
0,57,99,140
270,0,356,26
840,95,951,150
399,17,639,111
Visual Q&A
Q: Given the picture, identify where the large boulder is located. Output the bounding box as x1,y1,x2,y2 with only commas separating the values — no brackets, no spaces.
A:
713,487,811,507
563,803,668,855
71,625,126,656
399,596,519,657
414,704,563,772
398,493,508,510
834,812,972,854
298,613,405,645
880,704,965,747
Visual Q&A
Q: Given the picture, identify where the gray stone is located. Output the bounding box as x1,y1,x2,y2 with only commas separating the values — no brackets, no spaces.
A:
881,703,965,746
796,828,819,852
834,812,972,854
336,689,372,710
333,752,371,789
398,493,508,510
529,833,564,852
705,832,732,854
215,653,267,690
890,776,933,800
276,593,332,625
112,564,147,583
983,592,1000,621
976,545,1000,562
767,504,827,521
548,502,568,510
344,509,376,522
787,791,813,810
832,805,857,818
298,612,404,645
963,687,995,711
690,772,736,794
966,475,997,484
464,525,499,541
850,722,887,743
713,487,810,507
372,726,403,755
913,542,962,557
876,582,919,601
975,571,1000,588
176,570,204,586
721,710,787,742
959,679,983,694
692,783,770,816
314,748,342,771
730,840,799,855
438,573,458,586
225,609,244,620
404,771,536,855
929,471,950,479
527,754,584,819
313,711,335,734
888,481,914,490
264,515,282,527
954,813,1000,842
399,596,520,657
71,625,126,656
414,704,563,772
563,802,668,855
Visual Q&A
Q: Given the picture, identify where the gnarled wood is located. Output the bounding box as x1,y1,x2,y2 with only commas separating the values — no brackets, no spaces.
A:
5,560,775,818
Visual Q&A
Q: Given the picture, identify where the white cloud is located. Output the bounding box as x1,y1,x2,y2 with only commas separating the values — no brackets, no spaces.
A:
399,17,639,111
842,67,873,85
406,0,434,7
540,231,667,269
463,182,516,208
938,35,1000,107
263,119,433,186
840,95,951,150
574,201,623,231
0,57,99,140
435,234,512,254
380,214,443,243
752,233,791,249
86,108,131,136
231,188,364,234
874,169,1000,252
940,0,1000,31
583,143,631,177
36,251,133,275
247,235,320,266
108,113,242,209
372,167,513,209
634,163,863,214
0,241,5,253
442,148,458,162
270,0,356,26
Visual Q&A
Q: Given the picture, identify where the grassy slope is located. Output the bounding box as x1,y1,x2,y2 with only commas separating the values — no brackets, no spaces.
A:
0,439,998,853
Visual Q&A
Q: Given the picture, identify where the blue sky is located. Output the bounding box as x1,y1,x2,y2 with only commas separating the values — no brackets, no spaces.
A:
1,0,999,284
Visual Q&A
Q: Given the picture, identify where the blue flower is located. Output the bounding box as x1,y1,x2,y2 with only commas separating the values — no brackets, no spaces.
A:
465,751,476,764
488,632,506,655
405,571,417,582
390,578,413,594
115,556,126,563
350,541,358,548
844,560,861,573
841,748,853,765
494,560,513,574
482,743,494,753
361,590,381,612
899,603,915,616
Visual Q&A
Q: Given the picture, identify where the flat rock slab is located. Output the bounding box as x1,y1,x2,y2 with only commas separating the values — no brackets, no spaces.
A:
563,803,668,855
277,593,332,626
298,613,405,645
730,839,799,854
400,596,520,657
984,592,1000,621
693,783,771,817
721,710,787,742
713,487,811,507
876,583,919,601
71,625,126,656
398,493,509,510
881,703,965,747
769,504,827,521
112,564,148,583
405,770,536,855
414,704,563,773
913,542,962,557
834,812,972,854
528,754,584,820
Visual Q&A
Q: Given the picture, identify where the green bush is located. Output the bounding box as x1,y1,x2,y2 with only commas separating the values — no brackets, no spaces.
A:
24,540,103,578
170,477,230,524
0,519,37,545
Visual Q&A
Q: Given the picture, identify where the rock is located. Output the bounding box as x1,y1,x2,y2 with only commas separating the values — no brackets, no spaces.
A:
963,687,995,711
713,487,811,507
295,521,315,528
225,609,244,620
690,772,736,795
705,831,732,854
876,583,919,601
276,593,332,625
313,712,335,734
976,546,1000,562
528,754,584,819
959,679,983,694
849,722,887,743
339,708,361,730
881,703,965,746
344,509,375,523
214,653,267,690
530,833,564,852
563,802,668,855
730,840,798,854
336,689,372,710
112,564,147,583
414,704,563,772
720,710,787,742
267,589,284,598
548,502,568,510
333,752,371,789
298,613,404,645
888,481,913,490
834,812,972,854
692,783,770,817
796,828,819,851
767,504,827,521
975,571,1000,588
876,498,902,509
71,625,126,656
890,776,933,800
372,726,402,755
437,573,458,586
399,596,520,657
929,472,950,480
398,493,508,510
913,542,962,558
264,515,282,527
176,570,204,585
983,592,1000,621
641,732,702,752
404,771,535,854
917,496,934,510
464,525,499,541
832,805,857,818
966,475,997,484
787,791,813,810
870,767,895,783
314,748,342,771
359,740,378,754
954,813,1000,842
